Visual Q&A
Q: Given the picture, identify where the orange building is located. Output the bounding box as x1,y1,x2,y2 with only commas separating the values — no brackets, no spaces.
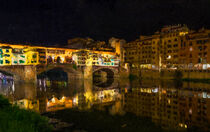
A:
123,25,210,70
179,28,210,69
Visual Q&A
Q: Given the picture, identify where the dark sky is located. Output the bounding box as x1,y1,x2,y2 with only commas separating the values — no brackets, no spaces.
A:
0,0,210,45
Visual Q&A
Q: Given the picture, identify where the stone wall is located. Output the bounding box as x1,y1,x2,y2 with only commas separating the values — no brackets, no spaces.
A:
0,65,37,83
130,69,210,80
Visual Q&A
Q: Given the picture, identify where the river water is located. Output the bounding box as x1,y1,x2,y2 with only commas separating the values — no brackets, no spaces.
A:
0,78,210,131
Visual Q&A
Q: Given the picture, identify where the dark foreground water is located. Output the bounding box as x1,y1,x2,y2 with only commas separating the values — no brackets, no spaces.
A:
1,78,210,131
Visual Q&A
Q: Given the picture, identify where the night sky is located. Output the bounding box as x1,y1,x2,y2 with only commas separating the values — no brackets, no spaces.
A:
0,0,210,45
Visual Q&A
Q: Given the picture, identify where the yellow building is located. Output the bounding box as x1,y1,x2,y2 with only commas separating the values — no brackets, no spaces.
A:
179,28,210,69
123,40,139,68
72,50,120,67
123,25,192,70
14,99,39,112
0,47,12,65
159,25,189,68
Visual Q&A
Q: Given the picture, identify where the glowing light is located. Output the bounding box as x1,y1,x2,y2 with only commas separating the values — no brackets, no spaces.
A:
167,55,171,59
189,47,193,51
52,97,55,103
179,32,188,36
168,99,171,104
47,101,50,106
60,96,66,102
152,88,158,93
61,57,64,62
162,90,166,94
189,108,192,114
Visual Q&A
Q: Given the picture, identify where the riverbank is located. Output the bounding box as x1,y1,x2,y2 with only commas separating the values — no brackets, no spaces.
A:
0,95,52,132
129,69,210,83
44,108,163,132
182,78,210,83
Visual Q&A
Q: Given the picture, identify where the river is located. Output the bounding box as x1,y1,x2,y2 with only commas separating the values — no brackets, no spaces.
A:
0,77,210,131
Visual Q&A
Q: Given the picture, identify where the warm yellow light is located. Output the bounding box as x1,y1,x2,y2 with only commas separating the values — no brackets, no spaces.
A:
47,101,50,106
167,55,171,59
168,99,171,104
162,90,166,94
52,97,55,103
179,32,188,36
60,96,66,102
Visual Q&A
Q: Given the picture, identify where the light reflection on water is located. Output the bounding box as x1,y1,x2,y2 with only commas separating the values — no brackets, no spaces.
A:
1,78,210,131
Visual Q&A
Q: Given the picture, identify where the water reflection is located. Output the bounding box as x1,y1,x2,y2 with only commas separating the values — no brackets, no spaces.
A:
125,80,210,131
0,78,210,131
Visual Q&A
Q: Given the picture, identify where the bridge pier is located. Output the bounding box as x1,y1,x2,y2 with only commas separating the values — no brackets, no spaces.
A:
84,66,93,80
23,66,37,83
0,65,37,83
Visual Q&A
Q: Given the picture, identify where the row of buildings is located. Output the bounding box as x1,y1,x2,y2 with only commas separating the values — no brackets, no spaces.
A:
122,25,210,70
1,24,210,70
0,44,120,67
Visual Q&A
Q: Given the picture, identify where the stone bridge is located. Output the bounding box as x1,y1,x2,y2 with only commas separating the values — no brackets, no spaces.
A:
92,66,119,77
0,65,37,83
36,64,83,82
0,64,121,83
84,66,120,80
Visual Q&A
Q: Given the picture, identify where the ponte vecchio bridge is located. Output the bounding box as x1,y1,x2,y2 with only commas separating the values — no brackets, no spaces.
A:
0,43,121,83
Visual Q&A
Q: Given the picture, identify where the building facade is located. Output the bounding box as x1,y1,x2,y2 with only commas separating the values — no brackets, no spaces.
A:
123,25,210,70
0,43,119,67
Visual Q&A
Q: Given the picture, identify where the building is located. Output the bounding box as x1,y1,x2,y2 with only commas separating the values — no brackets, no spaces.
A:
123,40,139,68
0,43,118,67
67,37,115,52
159,25,189,68
123,25,210,70
179,28,210,69
139,36,155,69
0,46,39,65
72,50,120,67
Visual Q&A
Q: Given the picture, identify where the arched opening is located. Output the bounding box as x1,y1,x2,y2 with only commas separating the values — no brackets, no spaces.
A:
37,68,68,88
93,68,114,88
56,56,61,64
0,70,13,83
47,56,53,64
0,70,14,96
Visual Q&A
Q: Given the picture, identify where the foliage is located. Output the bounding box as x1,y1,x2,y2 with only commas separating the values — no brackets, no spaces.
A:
0,95,52,132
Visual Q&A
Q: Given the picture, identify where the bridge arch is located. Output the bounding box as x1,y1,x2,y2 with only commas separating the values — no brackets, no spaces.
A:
92,66,119,78
37,64,83,82
0,69,14,82
37,67,68,81
92,67,119,88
